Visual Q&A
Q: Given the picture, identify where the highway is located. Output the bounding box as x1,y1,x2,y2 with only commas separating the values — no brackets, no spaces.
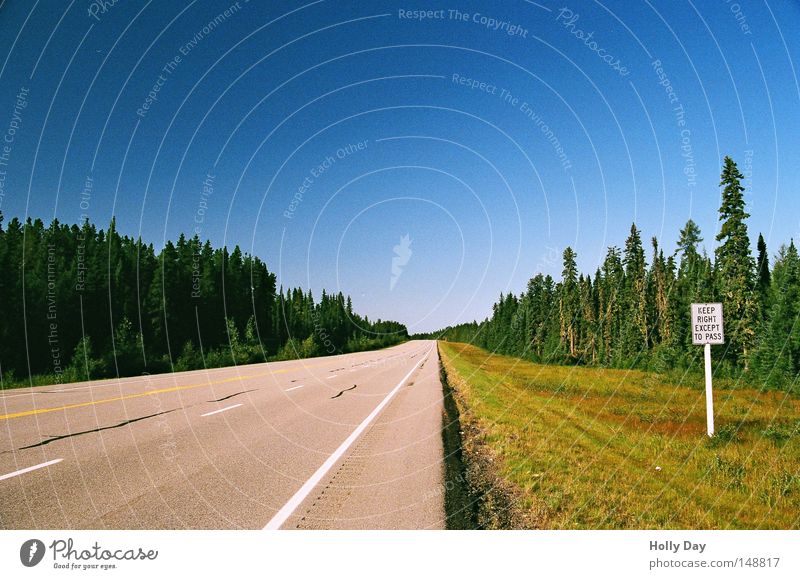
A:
0,340,447,529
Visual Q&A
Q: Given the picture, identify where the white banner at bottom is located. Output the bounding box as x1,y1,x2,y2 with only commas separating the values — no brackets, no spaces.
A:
1,530,797,578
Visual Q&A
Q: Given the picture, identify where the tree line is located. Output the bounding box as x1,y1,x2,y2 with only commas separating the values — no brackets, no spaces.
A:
0,215,407,386
424,157,799,389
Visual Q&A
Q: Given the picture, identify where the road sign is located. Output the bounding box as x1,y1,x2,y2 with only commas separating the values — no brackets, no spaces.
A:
691,302,724,345
691,303,725,437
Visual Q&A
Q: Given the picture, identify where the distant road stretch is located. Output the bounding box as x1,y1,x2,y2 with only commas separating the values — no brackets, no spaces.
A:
0,340,446,529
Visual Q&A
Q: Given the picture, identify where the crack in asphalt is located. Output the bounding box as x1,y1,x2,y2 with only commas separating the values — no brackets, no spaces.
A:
207,389,257,403
17,408,182,450
330,385,357,399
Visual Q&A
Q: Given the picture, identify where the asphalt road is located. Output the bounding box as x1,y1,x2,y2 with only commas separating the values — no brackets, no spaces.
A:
0,340,447,529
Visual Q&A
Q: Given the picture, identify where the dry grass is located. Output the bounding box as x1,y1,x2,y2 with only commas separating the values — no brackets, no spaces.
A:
439,341,800,529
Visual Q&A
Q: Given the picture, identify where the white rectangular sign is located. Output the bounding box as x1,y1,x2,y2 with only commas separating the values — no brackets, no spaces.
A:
691,302,724,345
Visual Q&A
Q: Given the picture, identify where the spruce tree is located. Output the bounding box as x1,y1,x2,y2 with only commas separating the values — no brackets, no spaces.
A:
752,241,800,387
559,247,579,358
673,220,706,356
715,156,758,369
579,274,598,362
756,233,771,315
650,238,672,348
599,247,624,364
622,224,648,360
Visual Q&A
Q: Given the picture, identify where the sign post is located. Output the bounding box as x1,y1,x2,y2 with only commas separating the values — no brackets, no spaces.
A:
691,303,724,437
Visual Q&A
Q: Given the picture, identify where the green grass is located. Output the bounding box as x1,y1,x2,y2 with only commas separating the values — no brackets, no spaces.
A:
439,341,800,529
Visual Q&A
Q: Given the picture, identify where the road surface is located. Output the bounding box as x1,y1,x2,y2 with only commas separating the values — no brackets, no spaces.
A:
0,340,447,529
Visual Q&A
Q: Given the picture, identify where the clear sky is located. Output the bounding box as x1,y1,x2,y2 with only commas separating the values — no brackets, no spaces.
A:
0,0,798,332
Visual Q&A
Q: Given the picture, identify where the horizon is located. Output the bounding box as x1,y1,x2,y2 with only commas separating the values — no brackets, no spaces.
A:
0,180,788,333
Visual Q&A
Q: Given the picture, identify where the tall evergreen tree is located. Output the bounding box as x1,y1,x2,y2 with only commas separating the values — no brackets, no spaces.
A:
752,241,800,386
715,156,758,369
756,233,771,315
622,224,648,360
598,247,624,364
579,274,598,363
559,247,579,358
674,220,708,323
650,238,673,348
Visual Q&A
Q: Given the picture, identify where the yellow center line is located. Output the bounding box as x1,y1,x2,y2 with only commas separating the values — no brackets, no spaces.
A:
0,367,299,421
0,356,350,422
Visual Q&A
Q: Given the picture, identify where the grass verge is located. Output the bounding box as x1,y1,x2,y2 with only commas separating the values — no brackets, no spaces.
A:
438,341,800,529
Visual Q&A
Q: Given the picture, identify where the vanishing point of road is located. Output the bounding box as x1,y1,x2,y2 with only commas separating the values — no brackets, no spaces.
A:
0,340,447,529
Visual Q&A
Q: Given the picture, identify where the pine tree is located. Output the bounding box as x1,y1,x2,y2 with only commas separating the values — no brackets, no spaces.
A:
756,233,771,315
674,220,706,354
599,247,624,364
559,247,579,358
715,156,758,369
622,224,648,360
579,274,598,363
650,238,672,347
752,241,800,386
525,274,555,359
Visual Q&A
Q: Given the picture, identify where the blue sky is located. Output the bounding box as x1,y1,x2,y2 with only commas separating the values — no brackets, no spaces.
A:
0,0,798,332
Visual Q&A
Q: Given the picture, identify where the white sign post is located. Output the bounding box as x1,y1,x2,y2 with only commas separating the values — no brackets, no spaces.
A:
691,303,724,437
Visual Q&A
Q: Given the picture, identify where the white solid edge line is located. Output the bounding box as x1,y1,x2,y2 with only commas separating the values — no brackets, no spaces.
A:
0,458,63,482
264,346,433,530
200,403,243,417
284,385,304,392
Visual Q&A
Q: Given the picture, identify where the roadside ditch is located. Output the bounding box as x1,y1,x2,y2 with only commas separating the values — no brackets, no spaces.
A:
438,343,531,529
